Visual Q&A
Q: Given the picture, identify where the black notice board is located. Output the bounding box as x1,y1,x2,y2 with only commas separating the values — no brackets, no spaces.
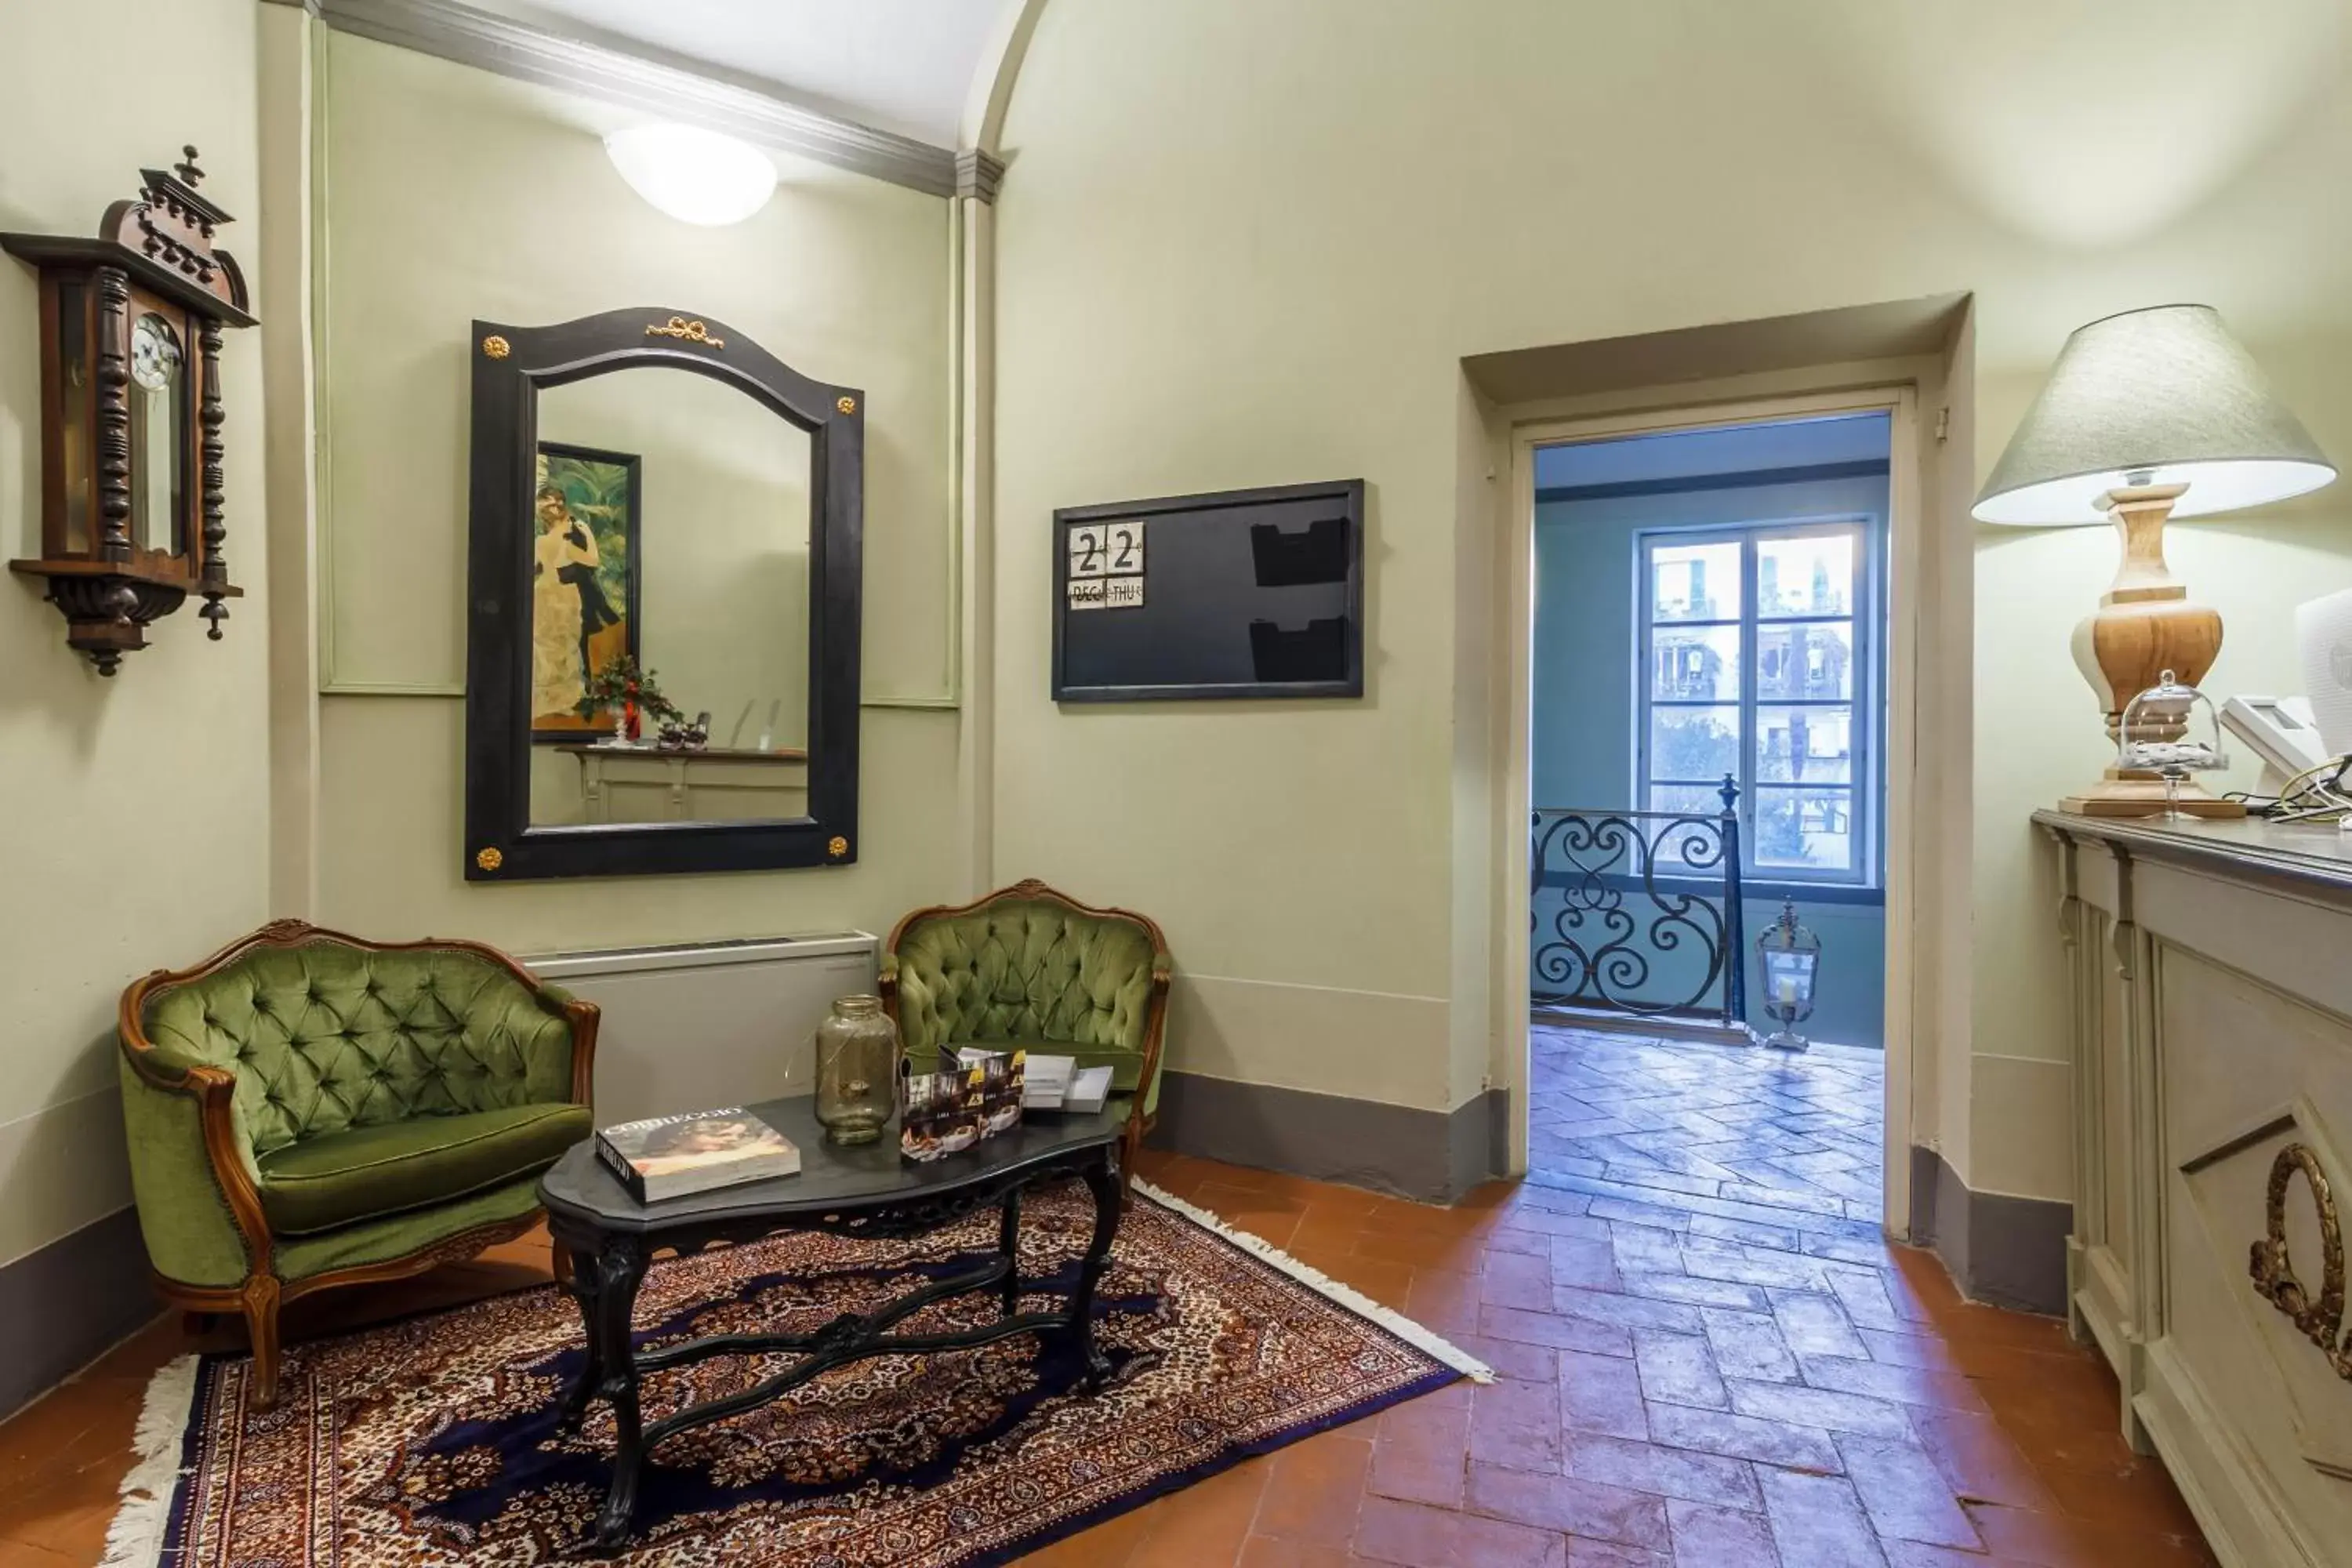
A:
1051,479,1365,702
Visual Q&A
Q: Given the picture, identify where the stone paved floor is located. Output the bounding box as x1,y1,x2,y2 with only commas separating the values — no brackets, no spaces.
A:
0,1030,2216,1566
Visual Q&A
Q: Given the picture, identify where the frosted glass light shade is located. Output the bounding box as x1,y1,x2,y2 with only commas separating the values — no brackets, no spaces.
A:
604,124,778,227
1973,304,2335,525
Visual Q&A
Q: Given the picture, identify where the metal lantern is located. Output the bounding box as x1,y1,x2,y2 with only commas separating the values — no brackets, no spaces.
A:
2117,669,2230,820
1755,900,1820,1053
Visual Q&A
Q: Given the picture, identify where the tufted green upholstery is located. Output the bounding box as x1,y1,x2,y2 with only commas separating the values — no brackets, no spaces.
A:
121,930,590,1287
142,944,575,1157
884,891,1168,1118
116,924,596,1410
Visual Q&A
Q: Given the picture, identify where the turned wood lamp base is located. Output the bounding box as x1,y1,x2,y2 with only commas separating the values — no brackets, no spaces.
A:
2059,483,2245,820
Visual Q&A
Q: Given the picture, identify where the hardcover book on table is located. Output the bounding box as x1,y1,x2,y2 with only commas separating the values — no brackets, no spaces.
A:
595,1107,801,1202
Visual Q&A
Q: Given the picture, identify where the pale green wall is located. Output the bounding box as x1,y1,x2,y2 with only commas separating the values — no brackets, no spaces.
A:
0,0,274,1270
315,34,960,951
989,0,2352,1202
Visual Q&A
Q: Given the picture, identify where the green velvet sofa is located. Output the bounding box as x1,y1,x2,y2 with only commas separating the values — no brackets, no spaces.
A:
880,880,1171,1196
118,920,597,1406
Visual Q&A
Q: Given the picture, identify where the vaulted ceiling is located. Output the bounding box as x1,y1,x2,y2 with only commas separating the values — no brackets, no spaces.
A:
466,0,1001,146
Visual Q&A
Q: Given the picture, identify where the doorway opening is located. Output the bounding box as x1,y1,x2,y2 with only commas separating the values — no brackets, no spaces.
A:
1512,397,1910,1231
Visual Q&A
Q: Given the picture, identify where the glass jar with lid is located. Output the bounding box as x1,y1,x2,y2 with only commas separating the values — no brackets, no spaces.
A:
813,994,898,1143
2118,670,2229,821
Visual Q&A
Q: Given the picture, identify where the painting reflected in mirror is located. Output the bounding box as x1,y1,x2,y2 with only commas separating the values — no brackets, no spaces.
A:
524,365,813,830
530,444,637,742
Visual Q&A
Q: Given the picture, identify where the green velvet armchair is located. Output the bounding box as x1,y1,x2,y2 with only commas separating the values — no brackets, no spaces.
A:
880,880,1171,1197
117,920,597,1406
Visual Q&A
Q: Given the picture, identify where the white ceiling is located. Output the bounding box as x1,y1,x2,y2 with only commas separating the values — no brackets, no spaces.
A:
466,0,1000,146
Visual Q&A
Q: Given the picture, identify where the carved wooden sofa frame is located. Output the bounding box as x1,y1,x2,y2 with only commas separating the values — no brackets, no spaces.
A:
117,919,598,1406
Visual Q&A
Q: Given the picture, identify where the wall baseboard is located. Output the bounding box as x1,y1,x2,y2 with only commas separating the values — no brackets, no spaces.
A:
1908,1145,2071,1316
1150,1071,1503,1204
0,1207,158,1419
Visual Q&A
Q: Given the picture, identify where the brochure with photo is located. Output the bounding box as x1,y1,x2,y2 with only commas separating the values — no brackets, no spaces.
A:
956,1047,1029,1134
900,1069,982,1162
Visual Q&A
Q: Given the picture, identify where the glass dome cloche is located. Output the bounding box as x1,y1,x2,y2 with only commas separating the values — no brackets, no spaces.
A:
2116,670,2230,821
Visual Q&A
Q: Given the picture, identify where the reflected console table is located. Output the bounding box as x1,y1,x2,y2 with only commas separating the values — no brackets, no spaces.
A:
559,743,809,823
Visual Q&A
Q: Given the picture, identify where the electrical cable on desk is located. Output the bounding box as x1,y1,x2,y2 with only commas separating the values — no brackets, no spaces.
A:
2249,754,2352,823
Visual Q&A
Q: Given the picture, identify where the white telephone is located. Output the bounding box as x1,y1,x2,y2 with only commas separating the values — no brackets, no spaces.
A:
2221,695,2328,795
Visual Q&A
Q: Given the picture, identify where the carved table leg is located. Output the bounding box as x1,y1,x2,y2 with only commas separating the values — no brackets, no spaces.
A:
585,1236,649,1553
1069,1156,1122,1389
998,1189,1022,1319
557,1229,604,1433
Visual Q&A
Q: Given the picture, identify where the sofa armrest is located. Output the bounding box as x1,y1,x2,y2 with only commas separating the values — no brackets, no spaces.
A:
556,996,601,1109
117,1038,270,1289
499,963,598,1109
1135,961,1174,1121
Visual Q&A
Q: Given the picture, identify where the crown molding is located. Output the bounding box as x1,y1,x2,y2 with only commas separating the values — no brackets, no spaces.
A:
311,0,959,198
260,0,324,13
955,150,1004,205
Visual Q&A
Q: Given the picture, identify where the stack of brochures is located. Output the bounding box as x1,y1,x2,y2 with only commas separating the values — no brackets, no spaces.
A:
1008,1052,1116,1114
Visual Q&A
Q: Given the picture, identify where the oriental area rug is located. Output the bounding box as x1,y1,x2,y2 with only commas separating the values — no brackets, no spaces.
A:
104,1180,1489,1568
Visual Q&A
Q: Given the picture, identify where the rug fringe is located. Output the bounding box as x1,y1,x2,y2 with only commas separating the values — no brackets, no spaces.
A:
1131,1178,1496,1384
99,1353,200,1568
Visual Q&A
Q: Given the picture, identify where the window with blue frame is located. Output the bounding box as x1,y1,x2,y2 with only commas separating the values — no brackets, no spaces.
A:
1636,518,1878,887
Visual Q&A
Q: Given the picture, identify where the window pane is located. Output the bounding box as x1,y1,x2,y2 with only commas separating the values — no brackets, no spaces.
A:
1754,786,1855,872
1650,624,1740,702
1757,534,1854,619
1758,704,1853,783
1650,540,1741,623
1755,620,1853,700
1647,782,1731,819
1649,705,1741,782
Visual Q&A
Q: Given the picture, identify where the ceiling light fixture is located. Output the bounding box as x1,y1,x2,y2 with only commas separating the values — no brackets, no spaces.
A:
603,123,779,227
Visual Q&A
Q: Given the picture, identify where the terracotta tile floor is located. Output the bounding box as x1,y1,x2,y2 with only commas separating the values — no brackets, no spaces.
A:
0,1027,2215,1567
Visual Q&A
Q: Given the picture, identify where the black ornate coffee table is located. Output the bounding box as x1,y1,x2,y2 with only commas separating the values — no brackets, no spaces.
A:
537,1096,1126,1552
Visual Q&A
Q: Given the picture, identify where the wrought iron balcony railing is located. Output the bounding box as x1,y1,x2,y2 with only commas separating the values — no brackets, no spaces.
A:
1530,776,1746,1031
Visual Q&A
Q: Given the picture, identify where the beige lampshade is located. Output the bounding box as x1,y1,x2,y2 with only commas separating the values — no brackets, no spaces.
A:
1973,303,2336,526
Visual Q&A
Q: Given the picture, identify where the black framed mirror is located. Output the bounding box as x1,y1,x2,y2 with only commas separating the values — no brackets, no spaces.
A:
463,307,861,880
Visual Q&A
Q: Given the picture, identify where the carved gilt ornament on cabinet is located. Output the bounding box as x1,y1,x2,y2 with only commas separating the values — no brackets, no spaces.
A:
2249,1142,2352,1383
2,148,257,674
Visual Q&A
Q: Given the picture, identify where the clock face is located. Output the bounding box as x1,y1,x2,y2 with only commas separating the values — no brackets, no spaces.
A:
130,313,182,392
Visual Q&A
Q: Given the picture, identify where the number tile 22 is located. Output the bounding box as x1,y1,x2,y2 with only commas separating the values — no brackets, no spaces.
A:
1066,520,1145,609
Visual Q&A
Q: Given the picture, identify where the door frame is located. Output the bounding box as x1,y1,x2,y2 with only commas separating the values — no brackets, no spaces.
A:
1498,385,1923,1236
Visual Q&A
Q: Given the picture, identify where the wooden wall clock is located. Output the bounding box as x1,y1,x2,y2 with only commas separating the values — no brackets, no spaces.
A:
2,147,257,674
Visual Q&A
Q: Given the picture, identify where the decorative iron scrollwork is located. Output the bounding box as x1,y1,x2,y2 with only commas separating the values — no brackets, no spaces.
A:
2249,1141,2352,1381
1530,775,1745,1026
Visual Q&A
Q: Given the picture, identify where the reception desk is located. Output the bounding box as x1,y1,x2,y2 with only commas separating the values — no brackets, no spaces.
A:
2039,811,2352,1566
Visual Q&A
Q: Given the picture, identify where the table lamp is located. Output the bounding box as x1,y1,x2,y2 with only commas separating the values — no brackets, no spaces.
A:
1973,304,2336,816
